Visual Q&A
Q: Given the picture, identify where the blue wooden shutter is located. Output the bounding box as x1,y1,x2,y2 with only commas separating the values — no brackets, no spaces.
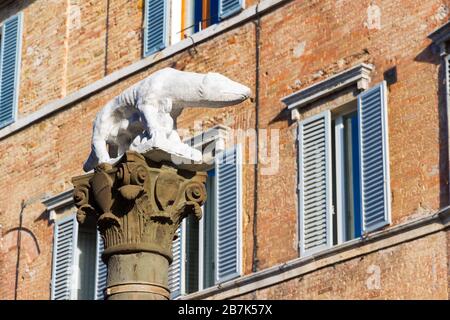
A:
358,82,391,233
298,111,333,256
168,227,182,299
194,0,203,33
94,231,107,300
0,13,22,128
215,145,242,283
219,0,243,19
51,214,78,300
446,55,450,96
143,0,167,57
446,55,450,131
210,0,220,25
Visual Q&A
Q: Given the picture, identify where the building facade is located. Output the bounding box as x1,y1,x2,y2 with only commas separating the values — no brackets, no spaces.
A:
0,0,449,300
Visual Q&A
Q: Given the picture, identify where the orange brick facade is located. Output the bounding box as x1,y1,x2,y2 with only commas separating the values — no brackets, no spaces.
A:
0,0,449,300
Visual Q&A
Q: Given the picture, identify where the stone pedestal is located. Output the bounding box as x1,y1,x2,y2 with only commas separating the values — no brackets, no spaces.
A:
72,151,206,300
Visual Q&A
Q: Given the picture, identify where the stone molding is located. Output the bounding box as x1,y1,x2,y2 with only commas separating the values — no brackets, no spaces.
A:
42,189,73,212
428,21,450,56
281,63,373,120
183,207,450,300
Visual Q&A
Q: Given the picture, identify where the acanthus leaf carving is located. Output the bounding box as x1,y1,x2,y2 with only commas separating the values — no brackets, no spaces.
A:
72,151,207,265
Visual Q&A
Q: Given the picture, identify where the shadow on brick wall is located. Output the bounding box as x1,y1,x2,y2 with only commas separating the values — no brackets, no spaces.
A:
415,43,449,209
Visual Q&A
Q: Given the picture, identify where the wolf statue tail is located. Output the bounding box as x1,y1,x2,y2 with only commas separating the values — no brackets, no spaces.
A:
83,149,98,172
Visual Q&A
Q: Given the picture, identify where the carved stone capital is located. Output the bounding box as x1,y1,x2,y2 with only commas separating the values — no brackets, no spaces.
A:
72,151,206,299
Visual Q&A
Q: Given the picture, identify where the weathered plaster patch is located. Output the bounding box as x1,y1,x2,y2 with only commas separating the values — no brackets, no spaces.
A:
26,46,49,68
337,58,346,68
126,31,137,39
427,164,439,177
312,70,325,79
293,41,306,58
364,3,381,30
69,4,81,31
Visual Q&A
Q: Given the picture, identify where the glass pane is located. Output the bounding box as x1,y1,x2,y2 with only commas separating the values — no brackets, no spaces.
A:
185,214,199,294
343,112,362,240
77,228,96,300
183,0,196,37
203,170,216,288
331,119,338,246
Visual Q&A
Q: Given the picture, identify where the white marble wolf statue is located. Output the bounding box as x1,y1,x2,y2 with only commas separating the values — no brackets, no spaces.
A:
83,67,251,172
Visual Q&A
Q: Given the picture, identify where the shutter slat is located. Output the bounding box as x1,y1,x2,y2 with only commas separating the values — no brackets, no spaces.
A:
0,13,22,129
51,215,77,300
168,227,182,298
216,146,242,283
304,200,327,211
218,204,237,213
144,0,167,57
299,111,332,256
358,82,391,233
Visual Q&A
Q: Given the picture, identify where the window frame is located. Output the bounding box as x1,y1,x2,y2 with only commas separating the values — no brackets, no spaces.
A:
174,143,243,297
332,105,361,245
287,67,390,257
179,167,216,296
74,224,98,300
45,190,107,300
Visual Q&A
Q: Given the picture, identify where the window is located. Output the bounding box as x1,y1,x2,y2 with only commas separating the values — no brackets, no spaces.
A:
171,0,220,43
428,22,450,200
332,106,362,244
0,13,23,129
76,226,98,300
143,0,168,56
168,145,242,298
144,0,244,56
185,169,216,294
51,214,107,300
298,82,391,256
446,54,450,127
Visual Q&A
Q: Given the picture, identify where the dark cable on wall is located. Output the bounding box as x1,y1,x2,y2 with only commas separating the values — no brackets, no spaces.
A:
252,2,261,273
104,0,111,76
14,200,26,300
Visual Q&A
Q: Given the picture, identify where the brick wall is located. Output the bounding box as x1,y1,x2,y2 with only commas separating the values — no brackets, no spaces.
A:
234,231,449,299
0,0,448,299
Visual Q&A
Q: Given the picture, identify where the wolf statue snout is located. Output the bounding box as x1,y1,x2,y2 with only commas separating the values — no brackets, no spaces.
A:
197,72,252,106
83,68,251,172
